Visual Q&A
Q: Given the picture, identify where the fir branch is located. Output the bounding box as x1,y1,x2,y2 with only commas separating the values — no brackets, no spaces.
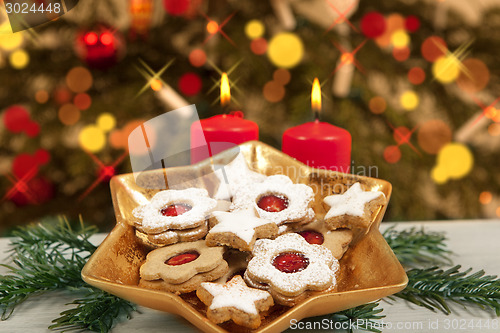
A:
383,225,452,266
394,265,500,316
308,302,385,333
0,218,137,332
50,288,137,333
332,302,386,333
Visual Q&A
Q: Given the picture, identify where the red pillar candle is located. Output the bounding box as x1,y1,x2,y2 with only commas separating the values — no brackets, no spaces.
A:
282,78,352,172
190,73,259,164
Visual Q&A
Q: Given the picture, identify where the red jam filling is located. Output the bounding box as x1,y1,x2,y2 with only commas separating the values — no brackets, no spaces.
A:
165,251,199,266
272,252,309,273
161,203,192,217
257,194,289,212
297,230,324,245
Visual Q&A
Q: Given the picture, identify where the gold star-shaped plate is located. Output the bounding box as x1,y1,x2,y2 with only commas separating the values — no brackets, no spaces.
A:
82,141,407,333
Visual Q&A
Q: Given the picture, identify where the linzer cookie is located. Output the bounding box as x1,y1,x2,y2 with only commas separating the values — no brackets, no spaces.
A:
294,219,353,260
132,188,216,246
231,175,315,226
206,210,278,251
213,152,266,201
139,240,227,294
245,233,339,306
196,275,274,329
323,182,386,242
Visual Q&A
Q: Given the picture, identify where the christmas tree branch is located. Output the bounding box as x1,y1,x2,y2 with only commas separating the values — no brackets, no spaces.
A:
383,225,452,266
0,217,137,332
394,265,500,316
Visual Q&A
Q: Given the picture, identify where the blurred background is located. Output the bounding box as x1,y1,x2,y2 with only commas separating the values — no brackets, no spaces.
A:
1,0,500,234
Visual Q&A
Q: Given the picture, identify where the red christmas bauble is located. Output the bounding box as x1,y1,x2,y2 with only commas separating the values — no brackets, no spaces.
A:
163,0,189,16
75,28,125,70
360,12,386,39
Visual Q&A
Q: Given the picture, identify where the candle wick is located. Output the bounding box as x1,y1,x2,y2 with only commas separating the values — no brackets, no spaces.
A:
314,109,320,121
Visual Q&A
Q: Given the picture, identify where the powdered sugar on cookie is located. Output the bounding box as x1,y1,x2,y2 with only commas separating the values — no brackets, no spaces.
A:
323,182,385,219
200,275,272,314
132,188,216,233
231,175,314,225
210,211,274,244
246,233,338,296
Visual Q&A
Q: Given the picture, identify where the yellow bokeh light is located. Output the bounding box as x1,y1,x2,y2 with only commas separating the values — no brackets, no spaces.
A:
267,33,304,68
433,56,460,84
391,29,410,48
400,91,419,110
97,113,116,132
150,79,162,91
79,126,106,152
431,166,448,184
9,49,29,69
432,143,474,184
245,20,265,40
0,27,23,51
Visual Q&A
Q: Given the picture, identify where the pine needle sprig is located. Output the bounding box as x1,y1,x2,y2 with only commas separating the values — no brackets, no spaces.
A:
50,288,138,333
0,217,137,332
332,302,386,333
383,226,452,266
394,265,500,316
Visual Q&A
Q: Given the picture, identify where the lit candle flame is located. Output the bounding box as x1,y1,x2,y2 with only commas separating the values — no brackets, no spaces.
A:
220,72,231,107
311,78,322,113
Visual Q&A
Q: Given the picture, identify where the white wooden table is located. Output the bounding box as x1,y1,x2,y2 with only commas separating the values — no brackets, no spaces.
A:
1,220,500,332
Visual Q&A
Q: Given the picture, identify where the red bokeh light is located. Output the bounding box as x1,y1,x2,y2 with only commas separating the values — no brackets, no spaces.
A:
100,32,114,46
84,32,98,45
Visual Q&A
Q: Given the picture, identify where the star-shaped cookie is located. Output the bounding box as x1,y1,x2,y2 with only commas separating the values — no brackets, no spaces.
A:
323,182,385,240
196,275,273,329
206,211,278,251
213,153,266,201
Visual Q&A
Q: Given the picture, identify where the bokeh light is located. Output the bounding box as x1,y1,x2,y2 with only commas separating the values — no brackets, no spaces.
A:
433,55,461,84
479,191,492,205
79,125,106,152
456,58,490,93
267,33,304,68
245,20,265,39
273,69,291,85
263,81,285,102
408,67,426,85
375,13,404,47
392,47,410,62
163,0,189,16
421,36,447,62
207,21,219,35
0,29,23,50
9,49,29,69
189,49,207,67
74,93,92,110
109,120,145,149
391,29,410,48
360,12,386,39
405,15,420,32
250,38,267,55
496,207,500,218
35,90,49,104
431,143,473,184
150,79,162,91
417,119,452,154
369,96,387,114
58,104,80,125
97,113,116,132
178,72,202,96
54,87,72,105
66,67,93,93
400,91,419,110
384,145,401,164
393,126,411,145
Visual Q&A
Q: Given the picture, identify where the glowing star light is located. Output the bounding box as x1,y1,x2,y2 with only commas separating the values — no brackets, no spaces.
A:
135,58,175,98
331,40,367,75
324,0,359,34
201,12,236,46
